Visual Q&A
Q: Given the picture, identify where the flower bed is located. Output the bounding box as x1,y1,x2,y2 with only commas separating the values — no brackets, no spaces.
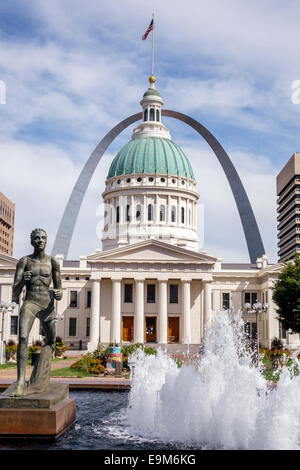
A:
71,354,106,375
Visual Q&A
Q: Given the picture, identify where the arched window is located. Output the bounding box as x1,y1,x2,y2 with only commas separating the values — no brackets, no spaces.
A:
171,206,176,223
126,204,130,222
136,204,141,221
160,205,165,222
181,207,185,224
150,108,155,121
144,109,148,122
116,206,120,224
156,109,160,122
148,204,153,221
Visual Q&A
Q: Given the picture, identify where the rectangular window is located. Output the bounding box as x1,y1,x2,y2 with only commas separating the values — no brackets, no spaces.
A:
244,322,251,339
124,284,133,303
86,290,92,308
244,292,258,305
126,204,130,222
86,318,90,337
10,316,18,335
69,318,77,337
279,322,287,339
136,204,141,221
222,292,230,309
70,291,78,308
147,284,156,303
251,322,257,340
169,284,178,304
148,204,153,221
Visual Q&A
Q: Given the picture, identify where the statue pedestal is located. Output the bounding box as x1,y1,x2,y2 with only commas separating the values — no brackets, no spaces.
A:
0,383,76,438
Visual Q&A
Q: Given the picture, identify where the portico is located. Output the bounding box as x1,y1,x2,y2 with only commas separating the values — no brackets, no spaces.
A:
84,239,216,350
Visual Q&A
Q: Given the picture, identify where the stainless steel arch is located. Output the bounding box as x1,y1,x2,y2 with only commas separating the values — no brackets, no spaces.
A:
51,112,142,258
51,109,265,263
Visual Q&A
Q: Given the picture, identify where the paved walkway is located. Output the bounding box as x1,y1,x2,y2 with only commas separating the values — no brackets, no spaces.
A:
0,357,78,380
0,357,130,390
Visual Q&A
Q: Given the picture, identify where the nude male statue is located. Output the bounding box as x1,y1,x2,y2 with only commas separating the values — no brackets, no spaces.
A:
11,228,62,396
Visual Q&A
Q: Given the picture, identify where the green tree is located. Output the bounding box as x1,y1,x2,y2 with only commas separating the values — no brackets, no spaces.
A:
272,255,300,333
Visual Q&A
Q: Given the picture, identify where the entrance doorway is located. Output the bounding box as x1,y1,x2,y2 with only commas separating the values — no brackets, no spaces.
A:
168,317,180,343
122,316,134,342
145,317,157,343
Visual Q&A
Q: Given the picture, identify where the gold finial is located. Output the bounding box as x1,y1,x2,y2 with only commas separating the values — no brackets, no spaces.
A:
149,75,156,84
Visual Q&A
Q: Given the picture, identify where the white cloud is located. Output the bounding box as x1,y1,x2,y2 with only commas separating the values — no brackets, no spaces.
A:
0,138,114,259
181,144,278,263
0,1,297,262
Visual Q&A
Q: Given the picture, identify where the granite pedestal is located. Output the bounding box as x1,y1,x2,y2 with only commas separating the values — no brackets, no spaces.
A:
0,382,76,438
0,346,76,438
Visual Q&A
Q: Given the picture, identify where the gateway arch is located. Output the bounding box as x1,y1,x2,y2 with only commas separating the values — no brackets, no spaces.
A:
51,109,265,264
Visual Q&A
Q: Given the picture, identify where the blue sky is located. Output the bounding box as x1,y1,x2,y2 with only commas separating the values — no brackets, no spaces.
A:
1,0,300,263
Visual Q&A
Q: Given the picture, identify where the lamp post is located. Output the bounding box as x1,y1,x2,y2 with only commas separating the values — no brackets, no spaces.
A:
244,301,269,357
0,301,17,365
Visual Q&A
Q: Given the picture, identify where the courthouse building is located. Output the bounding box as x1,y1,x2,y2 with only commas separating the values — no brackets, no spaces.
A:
0,77,299,351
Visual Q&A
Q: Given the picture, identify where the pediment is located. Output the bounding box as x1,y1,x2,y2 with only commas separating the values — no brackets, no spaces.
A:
88,240,218,265
0,254,17,268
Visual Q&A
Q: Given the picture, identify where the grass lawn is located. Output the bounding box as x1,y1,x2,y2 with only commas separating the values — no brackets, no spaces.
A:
0,362,18,370
0,357,73,371
50,367,94,378
52,356,73,362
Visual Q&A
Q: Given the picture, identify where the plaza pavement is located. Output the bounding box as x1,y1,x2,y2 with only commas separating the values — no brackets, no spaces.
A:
0,349,198,391
0,356,131,391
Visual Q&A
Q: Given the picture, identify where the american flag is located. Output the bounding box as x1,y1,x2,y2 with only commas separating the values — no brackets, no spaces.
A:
142,19,153,40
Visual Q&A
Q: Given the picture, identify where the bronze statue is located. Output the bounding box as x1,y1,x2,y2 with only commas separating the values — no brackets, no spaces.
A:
10,228,62,397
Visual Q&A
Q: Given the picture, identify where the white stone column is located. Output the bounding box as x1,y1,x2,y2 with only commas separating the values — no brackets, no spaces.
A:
167,195,170,224
135,280,144,343
111,279,121,344
267,285,278,348
177,197,181,227
182,280,191,344
158,280,168,344
203,281,212,331
193,202,197,230
87,280,101,351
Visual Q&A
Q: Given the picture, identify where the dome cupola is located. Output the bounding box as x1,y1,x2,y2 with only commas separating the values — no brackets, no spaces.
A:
102,77,200,252
132,75,171,140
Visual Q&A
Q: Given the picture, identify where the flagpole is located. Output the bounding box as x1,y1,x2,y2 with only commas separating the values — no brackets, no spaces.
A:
151,13,154,76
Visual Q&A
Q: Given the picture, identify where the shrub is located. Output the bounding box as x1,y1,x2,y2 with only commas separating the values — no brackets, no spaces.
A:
28,344,42,360
55,337,68,357
271,337,283,351
172,357,183,368
121,344,157,369
91,344,109,364
143,346,157,356
71,353,106,375
5,344,17,361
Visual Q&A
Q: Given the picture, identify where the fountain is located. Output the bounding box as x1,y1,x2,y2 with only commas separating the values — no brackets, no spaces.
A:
122,311,300,450
1,311,299,450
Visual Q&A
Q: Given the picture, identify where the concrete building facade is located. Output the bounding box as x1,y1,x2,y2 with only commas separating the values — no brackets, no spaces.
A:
0,192,15,257
277,153,300,262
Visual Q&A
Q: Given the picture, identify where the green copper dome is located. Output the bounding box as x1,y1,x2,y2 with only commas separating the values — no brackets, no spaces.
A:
107,137,195,180
143,87,161,97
